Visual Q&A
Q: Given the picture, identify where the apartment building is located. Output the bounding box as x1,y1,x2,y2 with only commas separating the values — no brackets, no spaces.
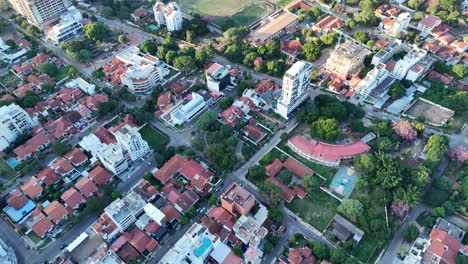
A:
393,46,427,80
275,61,312,119
104,191,146,231
10,0,71,26
0,104,35,151
379,12,411,37
325,41,370,80
221,183,256,216
46,7,83,45
205,62,231,92
153,2,183,32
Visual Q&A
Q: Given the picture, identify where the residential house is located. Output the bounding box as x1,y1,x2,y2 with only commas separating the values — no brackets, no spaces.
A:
20,178,43,200
43,201,68,224
221,183,256,216
61,187,86,210
75,176,98,198
88,166,113,186
417,15,442,36
26,208,54,238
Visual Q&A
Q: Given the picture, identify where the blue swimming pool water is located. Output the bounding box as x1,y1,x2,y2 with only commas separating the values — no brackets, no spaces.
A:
148,24,158,30
7,157,19,168
193,238,212,257
5,199,36,222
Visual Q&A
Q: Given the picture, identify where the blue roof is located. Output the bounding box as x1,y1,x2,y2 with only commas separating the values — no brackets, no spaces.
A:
4,199,36,223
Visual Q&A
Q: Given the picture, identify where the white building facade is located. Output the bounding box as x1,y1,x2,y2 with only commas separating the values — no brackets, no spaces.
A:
393,46,427,80
113,125,151,161
275,61,312,119
153,2,183,32
10,0,71,26
117,47,164,94
46,7,83,45
168,92,207,126
0,104,35,151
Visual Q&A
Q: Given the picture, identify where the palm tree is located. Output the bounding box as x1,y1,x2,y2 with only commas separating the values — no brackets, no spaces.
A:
393,185,421,208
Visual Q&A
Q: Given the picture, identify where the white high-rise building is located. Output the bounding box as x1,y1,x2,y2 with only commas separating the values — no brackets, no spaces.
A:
153,2,183,32
275,61,312,119
393,46,427,80
0,104,35,151
9,0,71,27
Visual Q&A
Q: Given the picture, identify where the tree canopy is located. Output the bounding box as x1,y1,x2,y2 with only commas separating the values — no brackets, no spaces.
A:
83,22,109,42
310,118,340,142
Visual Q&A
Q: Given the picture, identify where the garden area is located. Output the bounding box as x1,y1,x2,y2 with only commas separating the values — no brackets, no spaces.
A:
139,125,170,152
0,72,21,88
286,186,340,231
0,157,16,180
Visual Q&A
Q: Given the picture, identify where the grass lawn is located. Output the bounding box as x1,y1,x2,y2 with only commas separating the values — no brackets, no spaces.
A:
287,187,340,231
349,235,380,263
27,232,42,244
232,3,269,26
139,125,170,151
181,0,252,16
53,67,69,82
277,0,294,7
0,157,16,180
0,72,21,88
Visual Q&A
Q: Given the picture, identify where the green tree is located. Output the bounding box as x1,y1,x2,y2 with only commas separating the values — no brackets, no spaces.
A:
320,32,337,45
224,44,243,63
394,185,421,208
0,0,9,11
174,56,195,76
162,36,178,50
375,154,402,190
302,174,321,193
413,166,431,186
232,246,243,258
208,194,218,205
345,19,356,29
353,31,369,43
219,96,234,110
408,0,424,10
310,118,340,142
425,135,448,163
404,224,419,242
302,42,320,61
83,22,108,42
337,199,363,222
196,110,216,131
377,137,393,152
247,165,266,182
236,80,251,96
195,49,208,67
165,50,177,65
111,190,122,200
140,39,158,55
118,34,127,44
389,81,406,100
38,62,57,76
268,207,284,223
259,181,284,207
41,83,55,92
311,241,330,260
223,26,249,44
330,248,348,264
51,141,70,156
452,64,467,79
243,52,257,66
353,153,375,175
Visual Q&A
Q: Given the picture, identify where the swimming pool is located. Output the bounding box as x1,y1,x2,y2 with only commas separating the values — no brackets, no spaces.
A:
7,157,19,168
193,238,212,257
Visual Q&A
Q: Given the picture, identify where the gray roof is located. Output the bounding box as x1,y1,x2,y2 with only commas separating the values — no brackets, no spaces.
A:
435,218,465,242
332,214,364,242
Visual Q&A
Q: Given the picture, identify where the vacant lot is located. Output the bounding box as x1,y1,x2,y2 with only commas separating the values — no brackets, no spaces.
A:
139,125,169,151
0,157,16,180
404,98,454,127
181,0,271,26
0,72,21,88
287,186,340,231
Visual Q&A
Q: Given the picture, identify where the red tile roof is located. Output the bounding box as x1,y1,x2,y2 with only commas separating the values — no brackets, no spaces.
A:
161,204,181,223
20,178,43,199
44,117,74,139
132,7,147,17
427,70,454,85
179,159,214,191
32,54,50,65
313,15,344,32
221,105,244,127
428,228,464,264
13,131,52,160
144,221,160,234
75,176,98,198
31,211,54,237
283,158,313,178
281,39,303,56
43,201,68,223
64,147,88,166
265,158,283,177
88,166,112,186
107,115,137,133
35,167,60,185
135,179,157,201
153,154,186,183
288,135,370,164
129,227,159,253
116,242,140,262
254,80,278,94
157,91,172,109
169,82,190,96
14,83,34,98
7,189,29,210
51,158,74,175
93,127,117,144
207,207,234,230
241,124,266,143
61,187,85,209
288,247,315,264
93,212,118,239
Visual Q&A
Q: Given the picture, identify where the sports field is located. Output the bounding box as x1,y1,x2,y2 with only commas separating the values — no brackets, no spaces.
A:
181,0,272,26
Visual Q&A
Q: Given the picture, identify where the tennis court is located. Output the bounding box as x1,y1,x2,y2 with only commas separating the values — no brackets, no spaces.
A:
329,166,358,198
